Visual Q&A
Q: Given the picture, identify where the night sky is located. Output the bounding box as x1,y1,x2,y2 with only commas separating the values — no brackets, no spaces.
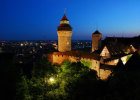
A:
0,0,140,40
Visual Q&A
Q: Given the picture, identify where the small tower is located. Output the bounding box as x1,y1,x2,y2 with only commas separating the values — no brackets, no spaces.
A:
57,13,72,52
92,30,102,52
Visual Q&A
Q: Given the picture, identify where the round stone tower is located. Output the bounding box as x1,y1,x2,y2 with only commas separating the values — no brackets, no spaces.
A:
92,30,102,52
57,14,72,52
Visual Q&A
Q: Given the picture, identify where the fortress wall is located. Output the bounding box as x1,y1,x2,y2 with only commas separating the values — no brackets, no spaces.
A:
47,53,112,80
104,54,132,66
99,69,112,80
91,60,100,70
81,59,100,72
68,56,78,62
46,54,53,63
52,54,69,65
52,54,81,64
91,60,100,76
51,54,101,69
104,59,119,66
80,58,111,80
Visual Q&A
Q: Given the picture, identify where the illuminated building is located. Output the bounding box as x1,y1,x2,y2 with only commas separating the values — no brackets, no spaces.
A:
46,13,135,80
57,13,72,52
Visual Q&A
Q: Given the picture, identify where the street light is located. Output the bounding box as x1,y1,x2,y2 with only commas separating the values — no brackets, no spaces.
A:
49,77,54,82
48,77,55,84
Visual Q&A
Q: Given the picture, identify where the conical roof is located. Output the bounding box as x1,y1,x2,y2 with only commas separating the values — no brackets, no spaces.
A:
93,30,101,34
61,14,69,21
57,13,72,31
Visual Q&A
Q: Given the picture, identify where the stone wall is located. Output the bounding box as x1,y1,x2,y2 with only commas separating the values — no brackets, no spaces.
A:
57,31,72,52
46,53,112,80
104,59,119,66
52,54,100,69
99,69,112,80
92,34,102,52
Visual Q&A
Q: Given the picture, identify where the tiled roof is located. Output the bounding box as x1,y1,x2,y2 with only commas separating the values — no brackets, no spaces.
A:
104,35,140,46
106,45,124,56
103,53,133,62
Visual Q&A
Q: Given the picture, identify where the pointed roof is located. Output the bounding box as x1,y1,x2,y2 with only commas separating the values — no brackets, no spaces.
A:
61,14,69,21
58,13,72,31
93,30,101,34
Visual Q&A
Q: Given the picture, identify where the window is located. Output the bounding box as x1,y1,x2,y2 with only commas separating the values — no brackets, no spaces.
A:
67,42,69,45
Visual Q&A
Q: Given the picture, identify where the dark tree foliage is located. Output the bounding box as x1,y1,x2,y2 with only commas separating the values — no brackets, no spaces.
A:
15,75,32,100
15,59,104,100
107,52,140,100
14,52,140,100
0,53,18,100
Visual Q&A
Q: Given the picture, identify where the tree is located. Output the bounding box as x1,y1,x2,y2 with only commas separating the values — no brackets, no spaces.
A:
15,75,32,100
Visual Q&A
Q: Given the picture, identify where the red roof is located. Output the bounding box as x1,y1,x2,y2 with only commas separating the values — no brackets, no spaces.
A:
61,14,69,21
57,24,72,31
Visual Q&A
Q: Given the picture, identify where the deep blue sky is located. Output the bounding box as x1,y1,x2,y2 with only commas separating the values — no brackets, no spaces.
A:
0,0,140,40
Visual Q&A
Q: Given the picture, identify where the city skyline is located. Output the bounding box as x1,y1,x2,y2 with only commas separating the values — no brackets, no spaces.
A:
0,0,140,40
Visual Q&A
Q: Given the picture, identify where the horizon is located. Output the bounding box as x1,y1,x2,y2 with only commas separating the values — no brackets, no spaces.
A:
1,0,140,40
0,34,140,41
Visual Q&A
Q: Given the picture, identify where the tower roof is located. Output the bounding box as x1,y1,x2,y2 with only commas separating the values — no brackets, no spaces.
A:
57,24,72,31
93,30,101,34
57,13,72,31
61,14,69,21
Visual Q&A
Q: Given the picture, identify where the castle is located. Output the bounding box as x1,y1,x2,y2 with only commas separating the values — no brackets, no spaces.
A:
47,13,135,80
